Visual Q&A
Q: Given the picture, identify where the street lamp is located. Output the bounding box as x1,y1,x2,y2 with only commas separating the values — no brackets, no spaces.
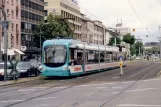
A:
158,25,161,60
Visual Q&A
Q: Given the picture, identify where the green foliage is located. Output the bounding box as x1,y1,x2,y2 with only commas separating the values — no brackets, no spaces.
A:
145,47,160,54
108,37,121,46
33,13,74,48
134,41,143,56
123,33,135,45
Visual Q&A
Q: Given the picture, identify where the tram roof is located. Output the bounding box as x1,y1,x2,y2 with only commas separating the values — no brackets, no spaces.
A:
43,39,120,52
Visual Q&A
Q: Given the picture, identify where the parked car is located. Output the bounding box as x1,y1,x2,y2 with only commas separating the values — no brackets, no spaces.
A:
16,62,40,77
0,62,20,79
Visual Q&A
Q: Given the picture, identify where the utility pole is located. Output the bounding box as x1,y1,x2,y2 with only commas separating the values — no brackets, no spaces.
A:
0,6,8,81
158,26,161,60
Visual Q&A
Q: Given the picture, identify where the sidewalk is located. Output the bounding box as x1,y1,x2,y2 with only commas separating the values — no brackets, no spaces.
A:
0,76,41,86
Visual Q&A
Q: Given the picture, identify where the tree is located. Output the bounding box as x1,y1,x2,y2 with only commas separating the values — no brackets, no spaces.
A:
134,41,143,56
33,13,74,48
108,37,121,46
123,33,135,45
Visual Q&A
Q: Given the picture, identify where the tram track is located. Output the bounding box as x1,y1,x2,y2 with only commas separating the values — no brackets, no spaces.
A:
0,60,143,94
99,63,161,107
66,63,158,107
3,61,159,107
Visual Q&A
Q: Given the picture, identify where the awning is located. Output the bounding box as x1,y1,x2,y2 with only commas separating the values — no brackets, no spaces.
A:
14,49,24,55
1,48,15,55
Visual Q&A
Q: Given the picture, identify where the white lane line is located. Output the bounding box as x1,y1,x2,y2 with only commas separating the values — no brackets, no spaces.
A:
0,100,25,103
112,87,122,89
122,81,135,84
126,88,155,92
142,78,161,82
30,87,49,89
55,86,68,88
96,87,108,89
18,89,36,92
32,97,57,100
37,104,49,107
112,77,120,79
75,82,117,87
118,104,161,107
112,92,120,94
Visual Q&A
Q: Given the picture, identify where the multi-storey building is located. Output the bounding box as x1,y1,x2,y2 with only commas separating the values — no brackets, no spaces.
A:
112,27,131,40
0,0,21,49
93,21,104,45
21,0,44,50
44,0,81,39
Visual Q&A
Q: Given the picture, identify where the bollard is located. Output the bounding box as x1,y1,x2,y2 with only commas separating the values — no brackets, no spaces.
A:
119,61,123,76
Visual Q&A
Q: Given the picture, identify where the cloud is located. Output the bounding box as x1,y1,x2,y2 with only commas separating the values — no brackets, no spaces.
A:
79,0,161,42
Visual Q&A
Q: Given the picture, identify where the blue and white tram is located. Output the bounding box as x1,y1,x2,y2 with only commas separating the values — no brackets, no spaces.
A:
42,39,127,77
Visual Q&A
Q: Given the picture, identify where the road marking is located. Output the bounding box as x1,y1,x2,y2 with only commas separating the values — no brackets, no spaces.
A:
112,87,122,89
142,78,161,82
75,82,117,87
55,86,68,88
112,92,120,94
0,100,25,103
31,87,49,89
112,77,120,79
122,81,135,84
96,87,108,89
117,104,161,107
18,89,36,92
32,97,57,100
126,88,155,92
37,104,49,107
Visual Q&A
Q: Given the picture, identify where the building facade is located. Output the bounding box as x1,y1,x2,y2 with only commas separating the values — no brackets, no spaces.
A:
0,0,21,49
44,0,81,39
21,0,44,50
93,21,104,45
112,27,131,40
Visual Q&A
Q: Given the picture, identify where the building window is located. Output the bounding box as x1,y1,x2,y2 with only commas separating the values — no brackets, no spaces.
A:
12,23,14,31
44,2,48,6
7,9,9,14
11,0,14,5
11,10,14,18
45,10,48,16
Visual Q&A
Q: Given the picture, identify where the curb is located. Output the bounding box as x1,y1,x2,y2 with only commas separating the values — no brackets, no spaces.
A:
0,76,42,87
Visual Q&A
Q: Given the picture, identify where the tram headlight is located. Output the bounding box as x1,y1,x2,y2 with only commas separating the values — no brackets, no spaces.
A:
62,66,68,71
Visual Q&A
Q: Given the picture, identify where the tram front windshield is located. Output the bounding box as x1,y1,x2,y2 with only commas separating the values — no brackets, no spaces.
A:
44,45,67,67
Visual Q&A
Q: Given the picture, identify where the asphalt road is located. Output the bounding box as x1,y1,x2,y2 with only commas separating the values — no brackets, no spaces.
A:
0,60,161,107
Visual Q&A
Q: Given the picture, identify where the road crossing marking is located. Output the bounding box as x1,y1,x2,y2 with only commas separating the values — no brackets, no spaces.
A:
37,104,49,107
18,89,36,92
126,88,155,92
117,104,161,107
0,100,25,103
32,97,57,100
96,87,108,89
112,92,120,94
112,87,122,89
122,81,135,84
112,77,120,79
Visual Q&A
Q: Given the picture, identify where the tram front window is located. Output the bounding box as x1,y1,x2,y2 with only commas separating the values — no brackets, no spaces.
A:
44,45,67,67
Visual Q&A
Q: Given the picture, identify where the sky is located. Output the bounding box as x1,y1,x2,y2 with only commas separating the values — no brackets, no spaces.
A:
78,0,161,43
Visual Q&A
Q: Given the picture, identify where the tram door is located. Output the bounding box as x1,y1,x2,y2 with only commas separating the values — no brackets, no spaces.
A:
69,48,84,74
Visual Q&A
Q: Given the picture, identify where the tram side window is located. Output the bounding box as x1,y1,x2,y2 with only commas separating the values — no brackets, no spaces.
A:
69,48,83,65
100,51,105,62
113,53,118,62
86,50,99,64
106,52,112,63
